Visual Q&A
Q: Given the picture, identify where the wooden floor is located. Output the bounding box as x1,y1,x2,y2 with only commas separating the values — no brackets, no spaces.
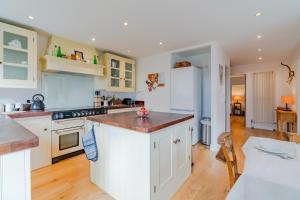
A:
32,116,288,200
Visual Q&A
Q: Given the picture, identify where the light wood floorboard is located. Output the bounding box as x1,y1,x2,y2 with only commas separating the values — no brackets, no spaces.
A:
32,116,287,200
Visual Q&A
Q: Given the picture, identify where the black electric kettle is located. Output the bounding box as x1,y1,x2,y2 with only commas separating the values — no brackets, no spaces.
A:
31,94,45,111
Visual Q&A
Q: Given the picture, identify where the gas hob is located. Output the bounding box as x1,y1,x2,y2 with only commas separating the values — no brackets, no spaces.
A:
48,107,108,120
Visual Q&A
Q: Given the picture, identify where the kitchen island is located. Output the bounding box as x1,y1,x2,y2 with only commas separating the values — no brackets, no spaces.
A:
0,115,39,200
87,111,194,200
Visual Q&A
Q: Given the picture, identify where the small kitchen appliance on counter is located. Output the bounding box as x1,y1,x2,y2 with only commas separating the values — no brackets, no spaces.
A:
31,94,45,111
122,98,133,105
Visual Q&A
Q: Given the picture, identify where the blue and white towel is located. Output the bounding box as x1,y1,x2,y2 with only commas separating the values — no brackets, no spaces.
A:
82,125,98,162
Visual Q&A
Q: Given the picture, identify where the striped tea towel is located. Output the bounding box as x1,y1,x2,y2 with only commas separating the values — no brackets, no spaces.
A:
82,125,98,162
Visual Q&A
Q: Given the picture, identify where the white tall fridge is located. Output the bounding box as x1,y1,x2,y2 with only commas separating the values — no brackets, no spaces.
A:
170,66,202,145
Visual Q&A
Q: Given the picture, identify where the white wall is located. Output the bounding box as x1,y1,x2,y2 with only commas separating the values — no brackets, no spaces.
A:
292,45,300,132
210,42,230,151
136,52,172,112
231,61,295,130
232,85,245,96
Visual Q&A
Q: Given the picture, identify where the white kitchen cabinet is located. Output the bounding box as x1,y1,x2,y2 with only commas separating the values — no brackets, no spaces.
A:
103,53,135,92
0,150,31,200
0,22,37,88
15,116,52,170
90,119,192,200
151,121,192,200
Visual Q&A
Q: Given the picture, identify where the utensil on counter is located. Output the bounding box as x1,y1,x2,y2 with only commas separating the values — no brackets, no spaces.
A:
0,104,5,112
122,98,133,105
14,102,22,111
102,96,112,107
31,94,45,111
4,103,14,112
20,103,31,111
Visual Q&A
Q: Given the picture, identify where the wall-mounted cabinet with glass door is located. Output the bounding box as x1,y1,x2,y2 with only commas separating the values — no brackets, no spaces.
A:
0,22,37,88
103,53,135,92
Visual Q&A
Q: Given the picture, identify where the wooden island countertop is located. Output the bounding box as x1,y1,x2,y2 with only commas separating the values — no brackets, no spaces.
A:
87,111,194,133
0,116,38,155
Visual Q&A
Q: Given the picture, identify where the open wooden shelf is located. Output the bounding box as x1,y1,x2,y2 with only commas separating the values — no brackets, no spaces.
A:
41,55,104,76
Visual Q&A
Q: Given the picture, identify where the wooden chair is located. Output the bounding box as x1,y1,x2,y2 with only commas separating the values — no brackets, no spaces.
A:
217,132,240,188
287,132,300,143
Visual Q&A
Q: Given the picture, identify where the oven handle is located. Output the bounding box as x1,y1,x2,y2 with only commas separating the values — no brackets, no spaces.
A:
52,126,85,135
53,118,85,123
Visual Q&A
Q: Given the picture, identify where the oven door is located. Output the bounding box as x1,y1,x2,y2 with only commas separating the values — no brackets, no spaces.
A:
52,126,84,158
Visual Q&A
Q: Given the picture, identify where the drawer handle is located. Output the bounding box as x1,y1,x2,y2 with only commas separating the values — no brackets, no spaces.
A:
173,139,181,144
44,128,48,131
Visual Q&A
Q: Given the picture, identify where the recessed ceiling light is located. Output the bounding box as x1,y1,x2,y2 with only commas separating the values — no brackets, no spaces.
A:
255,12,262,17
159,41,163,45
91,37,96,41
258,48,262,52
123,22,128,26
28,15,34,20
257,35,262,39
258,57,263,60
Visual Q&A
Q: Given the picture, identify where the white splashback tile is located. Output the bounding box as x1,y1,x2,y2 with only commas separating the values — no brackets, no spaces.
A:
42,72,94,109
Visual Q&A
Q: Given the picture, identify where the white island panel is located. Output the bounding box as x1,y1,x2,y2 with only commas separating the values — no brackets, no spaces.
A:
88,119,192,200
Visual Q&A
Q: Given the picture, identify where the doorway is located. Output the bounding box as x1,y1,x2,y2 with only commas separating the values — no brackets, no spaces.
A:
230,75,246,127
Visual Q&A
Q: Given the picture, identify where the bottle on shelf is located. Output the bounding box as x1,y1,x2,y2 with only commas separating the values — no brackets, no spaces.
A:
93,55,98,64
56,46,62,58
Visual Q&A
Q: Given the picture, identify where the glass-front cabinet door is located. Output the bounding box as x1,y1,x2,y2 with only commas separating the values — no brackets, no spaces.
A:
124,62,134,91
109,58,120,88
104,53,135,92
0,22,37,88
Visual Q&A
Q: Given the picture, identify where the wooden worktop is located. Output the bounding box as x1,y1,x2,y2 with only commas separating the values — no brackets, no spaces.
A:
0,116,38,155
7,111,52,119
87,111,194,133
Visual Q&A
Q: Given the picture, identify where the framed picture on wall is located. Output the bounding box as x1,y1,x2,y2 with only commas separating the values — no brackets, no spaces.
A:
74,50,84,61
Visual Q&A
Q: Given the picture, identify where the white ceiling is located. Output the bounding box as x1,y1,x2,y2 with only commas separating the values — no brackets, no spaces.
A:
1,0,300,66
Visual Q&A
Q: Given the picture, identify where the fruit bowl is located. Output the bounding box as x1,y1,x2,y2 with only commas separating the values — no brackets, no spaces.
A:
137,107,150,118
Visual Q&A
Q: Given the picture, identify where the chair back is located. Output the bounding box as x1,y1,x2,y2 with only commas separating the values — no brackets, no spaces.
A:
217,132,239,188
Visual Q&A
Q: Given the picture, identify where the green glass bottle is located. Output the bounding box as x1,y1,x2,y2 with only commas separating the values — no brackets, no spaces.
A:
93,55,98,64
57,46,62,58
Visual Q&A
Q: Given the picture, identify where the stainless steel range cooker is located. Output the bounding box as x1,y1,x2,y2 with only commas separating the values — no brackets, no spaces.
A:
48,107,107,163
